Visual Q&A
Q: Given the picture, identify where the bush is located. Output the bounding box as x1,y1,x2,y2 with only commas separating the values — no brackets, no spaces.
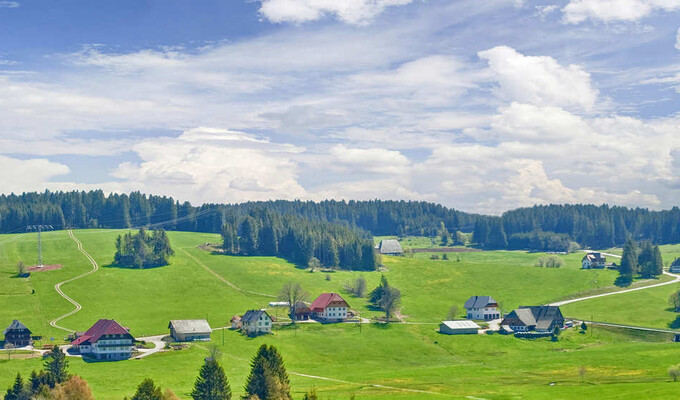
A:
343,277,367,298
429,254,440,260
535,256,564,268
669,364,680,382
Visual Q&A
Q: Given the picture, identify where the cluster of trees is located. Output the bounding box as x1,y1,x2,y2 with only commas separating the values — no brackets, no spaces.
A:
3,191,680,253
4,347,72,400
618,239,664,283
534,256,565,268
369,276,401,322
114,228,174,268
221,212,376,271
344,277,367,298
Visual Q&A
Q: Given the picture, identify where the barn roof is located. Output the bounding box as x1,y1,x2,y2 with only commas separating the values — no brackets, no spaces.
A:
379,239,403,254
310,293,349,312
441,320,480,330
71,319,132,345
3,320,31,335
464,296,498,309
168,319,212,334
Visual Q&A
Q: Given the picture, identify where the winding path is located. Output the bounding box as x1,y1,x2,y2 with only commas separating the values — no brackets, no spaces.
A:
49,230,100,333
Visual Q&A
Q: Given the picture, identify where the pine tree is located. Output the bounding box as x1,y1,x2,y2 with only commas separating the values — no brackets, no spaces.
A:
131,378,164,400
619,238,638,277
239,217,259,256
4,373,29,400
191,358,232,400
44,346,69,384
244,345,292,400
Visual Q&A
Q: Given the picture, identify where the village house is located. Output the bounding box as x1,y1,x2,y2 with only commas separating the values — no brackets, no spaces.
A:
241,310,272,335
291,302,312,321
310,293,350,322
581,252,607,269
500,306,564,334
439,320,480,335
230,315,241,330
168,319,212,342
378,239,404,256
464,296,501,320
70,319,135,361
3,320,32,347
670,258,680,274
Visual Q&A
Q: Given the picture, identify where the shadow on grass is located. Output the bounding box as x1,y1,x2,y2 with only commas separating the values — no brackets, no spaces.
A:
614,275,633,287
668,315,680,329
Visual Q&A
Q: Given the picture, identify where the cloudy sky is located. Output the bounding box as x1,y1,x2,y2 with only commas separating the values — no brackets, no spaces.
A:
0,0,678,214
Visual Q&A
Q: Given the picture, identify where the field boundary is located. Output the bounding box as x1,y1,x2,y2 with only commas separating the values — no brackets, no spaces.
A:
49,230,100,333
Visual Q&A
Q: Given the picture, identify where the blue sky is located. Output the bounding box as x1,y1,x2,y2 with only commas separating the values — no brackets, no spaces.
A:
0,0,678,214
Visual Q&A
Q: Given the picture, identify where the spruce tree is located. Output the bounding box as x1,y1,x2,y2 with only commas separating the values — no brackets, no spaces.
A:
132,378,163,400
191,358,231,400
244,345,291,400
619,238,638,277
4,373,29,400
44,346,69,384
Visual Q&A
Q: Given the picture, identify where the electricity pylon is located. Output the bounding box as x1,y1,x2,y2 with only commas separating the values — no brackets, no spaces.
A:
27,225,53,267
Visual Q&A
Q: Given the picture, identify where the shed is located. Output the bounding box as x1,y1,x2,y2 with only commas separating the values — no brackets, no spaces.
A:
168,320,212,342
439,320,480,335
378,240,403,255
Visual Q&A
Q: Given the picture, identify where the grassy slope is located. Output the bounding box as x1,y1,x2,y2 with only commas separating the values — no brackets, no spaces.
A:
1,231,680,398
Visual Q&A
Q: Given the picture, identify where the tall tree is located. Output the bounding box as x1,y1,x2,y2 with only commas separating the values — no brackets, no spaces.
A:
191,358,231,400
131,378,164,400
51,375,95,400
244,345,292,400
619,238,638,277
4,374,29,400
44,347,69,384
278,282,309,321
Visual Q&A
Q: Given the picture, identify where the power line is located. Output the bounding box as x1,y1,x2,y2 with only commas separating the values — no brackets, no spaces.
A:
26,225,53,267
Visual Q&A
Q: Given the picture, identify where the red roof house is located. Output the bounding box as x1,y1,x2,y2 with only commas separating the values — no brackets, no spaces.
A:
310,293,350,321
71,319,135,361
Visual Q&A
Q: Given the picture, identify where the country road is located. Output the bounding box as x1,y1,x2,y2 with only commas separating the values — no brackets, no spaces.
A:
49,230,100,333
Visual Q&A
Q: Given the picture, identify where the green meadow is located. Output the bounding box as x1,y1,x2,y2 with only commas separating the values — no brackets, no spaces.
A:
1,230,680,398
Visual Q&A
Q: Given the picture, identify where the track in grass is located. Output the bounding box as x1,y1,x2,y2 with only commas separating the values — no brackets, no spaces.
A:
49,230,100,333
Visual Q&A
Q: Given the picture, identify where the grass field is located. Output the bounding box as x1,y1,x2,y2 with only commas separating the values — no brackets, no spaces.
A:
2,230,680,398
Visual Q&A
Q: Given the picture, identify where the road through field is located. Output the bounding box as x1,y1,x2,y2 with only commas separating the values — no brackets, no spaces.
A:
48,230,100,333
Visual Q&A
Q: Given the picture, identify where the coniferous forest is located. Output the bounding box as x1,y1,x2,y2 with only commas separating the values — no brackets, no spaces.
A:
0,191,679,255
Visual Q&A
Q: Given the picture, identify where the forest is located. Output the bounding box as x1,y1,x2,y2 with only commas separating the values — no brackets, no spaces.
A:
0,191,678,253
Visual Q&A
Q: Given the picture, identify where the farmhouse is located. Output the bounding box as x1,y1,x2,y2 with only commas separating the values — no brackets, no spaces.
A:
439,320,480,335
582,252,606,269
670,258,680,273
378,239,403,256
241,310,272,335
168,319,211,342
464,296,501,320
310,293,350,322
501,306,564,333
3,320,32,347
291,302,312,321
71,319,134,360
230,315,241,330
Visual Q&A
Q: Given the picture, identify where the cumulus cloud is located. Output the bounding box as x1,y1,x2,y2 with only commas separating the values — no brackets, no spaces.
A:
258,0,414,25
0,156,70,194
0,1,19,8
328,144,411,174
478,46,599,111
563,0,680,24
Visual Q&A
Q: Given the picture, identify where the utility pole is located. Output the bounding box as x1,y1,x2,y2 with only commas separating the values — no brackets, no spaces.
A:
27,225,52,267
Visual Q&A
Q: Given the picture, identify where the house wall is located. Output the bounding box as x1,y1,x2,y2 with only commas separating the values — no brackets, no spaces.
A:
466,307,500,320
243,314,272,334
439,324,478,335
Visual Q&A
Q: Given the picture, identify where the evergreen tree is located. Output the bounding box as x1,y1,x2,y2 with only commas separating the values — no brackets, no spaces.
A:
239,217,258,256
4,374,29,400
131,378,164,400
619,238,638,277
191,358,232,400
244,345,292,400
44,346,69,384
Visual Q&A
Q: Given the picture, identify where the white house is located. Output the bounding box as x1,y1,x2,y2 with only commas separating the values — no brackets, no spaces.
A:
582,252,606,269
310,293,350,322
70,319,134,361
240,310,272,335
464,296,500,320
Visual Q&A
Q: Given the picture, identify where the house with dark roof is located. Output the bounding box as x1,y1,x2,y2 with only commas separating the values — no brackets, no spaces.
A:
464,296,500,320
582,252,606,269
168,320,211,342
230,315,242,330
291,302,312,321
241,310,272,335
70,319,134,360
500,306,564,333
3,320,32,347
378,239,403,256
670,258,680,274
310,293,350,322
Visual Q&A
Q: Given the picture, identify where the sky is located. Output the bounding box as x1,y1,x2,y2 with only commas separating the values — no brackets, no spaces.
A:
0,0,679,214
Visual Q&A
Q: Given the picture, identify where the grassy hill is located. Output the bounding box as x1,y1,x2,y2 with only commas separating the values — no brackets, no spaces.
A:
1,230,680,399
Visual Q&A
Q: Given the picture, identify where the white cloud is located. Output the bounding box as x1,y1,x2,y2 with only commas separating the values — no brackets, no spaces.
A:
258,0,414,25
478,46,599,111
676,27,680,50
327,144,411,174
0,1,19,8
0,156,70,194
563,0,680,24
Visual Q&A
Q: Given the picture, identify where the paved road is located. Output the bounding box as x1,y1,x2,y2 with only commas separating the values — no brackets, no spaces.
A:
582,320,679,334
549,271,680,307
134,335,167,359
49,230,100,333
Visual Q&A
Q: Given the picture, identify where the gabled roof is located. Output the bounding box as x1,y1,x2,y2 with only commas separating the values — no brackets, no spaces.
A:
672,258,680,267
525,306,563,331
292,302,311,313
582,252,605,262
503,308,536,327
464,296,498,309
310,293,349,312
3,320,31,335
379,239,403,254
241,310,271,324
168,319,212,334
71,319,132,345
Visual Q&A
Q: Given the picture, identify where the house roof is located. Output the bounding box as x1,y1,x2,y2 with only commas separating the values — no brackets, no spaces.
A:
464,296,498,309
582,252,605,262
168,320,212,335
71,319,132,346
378,239,403,254
310,293,350,312
502,306,562,330
3,320,31,335
230,315,241,322
241,310,270,324
672,258,680,267
441,320,480,330
292,302,311,313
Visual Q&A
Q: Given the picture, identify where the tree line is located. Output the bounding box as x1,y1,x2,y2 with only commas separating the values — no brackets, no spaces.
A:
1,191,679,252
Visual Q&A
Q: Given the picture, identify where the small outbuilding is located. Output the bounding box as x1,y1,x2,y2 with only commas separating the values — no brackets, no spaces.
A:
230,315,242,330
670,258,680,274
168,320,212,342
3,320,32,347
378,239,404,256
291,302,312,321
439,320,480,335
